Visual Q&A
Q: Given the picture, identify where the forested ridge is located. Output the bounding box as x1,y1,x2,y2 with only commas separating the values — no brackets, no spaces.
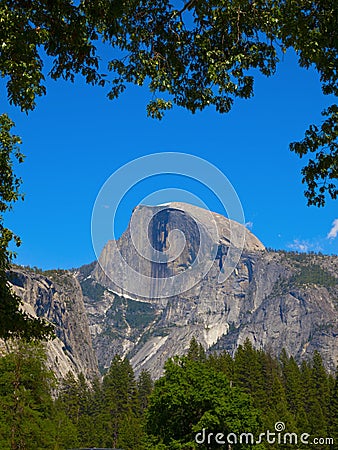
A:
0,338,337,449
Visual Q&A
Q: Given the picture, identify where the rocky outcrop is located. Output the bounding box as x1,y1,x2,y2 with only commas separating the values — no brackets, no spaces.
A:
93,203,264,300
6,267,99,382
79,203,338,378
6,203,337,381
211,251,338,371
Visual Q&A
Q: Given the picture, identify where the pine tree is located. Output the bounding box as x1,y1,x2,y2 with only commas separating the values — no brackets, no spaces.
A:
86,375,106,446
186,337,206,362
234,339,266,410
138,370,153,413
300,355,330,443
76,372,97,447
56,371,103,448
280,350,304,430
310,351,330,438
329,368,338,449
49,406,79,450
299,360,312,433
207,350,234,381
259,350,293,431
101,355,144,449
312,352,330,411
0,340,55,449
56,371,82,427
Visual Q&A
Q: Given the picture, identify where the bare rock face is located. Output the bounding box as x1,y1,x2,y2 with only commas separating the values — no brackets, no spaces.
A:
81,203,338,377
6,267,99,383
93,203,264,300
6,203,337,381
211,252,338,371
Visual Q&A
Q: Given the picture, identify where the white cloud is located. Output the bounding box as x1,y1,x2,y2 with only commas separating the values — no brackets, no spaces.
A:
102,204,110,209
288,239,310,252
287,239,323,253
327,219,338,240
245,221,253,230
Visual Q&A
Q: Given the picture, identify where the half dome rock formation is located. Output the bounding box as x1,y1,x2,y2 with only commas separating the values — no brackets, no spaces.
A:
93,202,265,300
80,203,338,378
6,203,337,380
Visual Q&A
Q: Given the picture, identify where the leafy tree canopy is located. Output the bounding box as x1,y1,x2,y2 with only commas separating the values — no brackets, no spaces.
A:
0,0,337,205
0,115,53,340
146,355,264,448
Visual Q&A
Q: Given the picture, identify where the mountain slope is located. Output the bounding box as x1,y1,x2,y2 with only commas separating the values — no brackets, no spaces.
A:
6,203,337,380
4,267,99,382
79,203,338,377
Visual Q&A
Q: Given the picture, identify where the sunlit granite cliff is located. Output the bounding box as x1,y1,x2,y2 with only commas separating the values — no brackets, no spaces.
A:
76,203,338,377
5,268,99,382
6,203,338,379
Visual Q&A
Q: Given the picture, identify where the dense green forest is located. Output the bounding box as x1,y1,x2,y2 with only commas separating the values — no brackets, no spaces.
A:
0,339,337,449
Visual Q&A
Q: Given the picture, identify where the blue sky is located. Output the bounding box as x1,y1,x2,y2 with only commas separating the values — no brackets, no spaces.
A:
4,49,338,269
